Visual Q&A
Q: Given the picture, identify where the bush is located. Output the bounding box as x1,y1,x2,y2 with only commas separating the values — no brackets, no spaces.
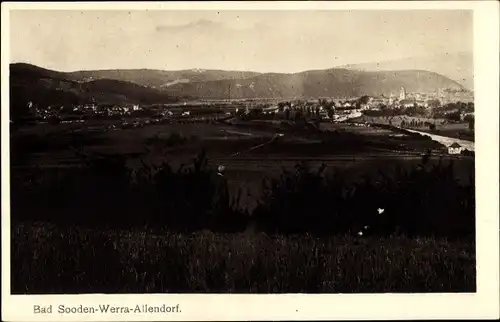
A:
11,150,247,233
461,149,475,157
253,157,474,238
11,151,474,238
165,132,187,147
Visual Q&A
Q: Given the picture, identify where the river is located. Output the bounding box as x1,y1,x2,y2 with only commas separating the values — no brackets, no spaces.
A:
401,128,475,152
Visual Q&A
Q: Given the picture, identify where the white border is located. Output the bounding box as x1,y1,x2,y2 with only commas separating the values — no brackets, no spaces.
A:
2,1,499,321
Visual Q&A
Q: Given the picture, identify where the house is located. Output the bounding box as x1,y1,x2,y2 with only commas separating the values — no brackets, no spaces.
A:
460,111,474,121
448,142,464,155
262,105,279,114
399,99,415,108
369,97,387,108
415,100,428,108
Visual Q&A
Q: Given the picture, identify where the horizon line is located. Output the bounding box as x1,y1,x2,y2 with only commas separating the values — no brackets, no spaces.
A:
9,51,473,75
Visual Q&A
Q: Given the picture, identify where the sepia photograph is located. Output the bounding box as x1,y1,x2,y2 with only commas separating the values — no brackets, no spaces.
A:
2,1,499,321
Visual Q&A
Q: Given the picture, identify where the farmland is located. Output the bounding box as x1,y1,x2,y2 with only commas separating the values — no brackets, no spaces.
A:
353,114,474,142
10,113,473,211
10,107,475,293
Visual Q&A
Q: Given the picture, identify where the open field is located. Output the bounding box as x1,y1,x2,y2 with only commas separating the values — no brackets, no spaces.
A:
12,221,475,294
11,116,461,164
403,128,474,152
11,117,474,211
353,114,474,142
10,113,475,293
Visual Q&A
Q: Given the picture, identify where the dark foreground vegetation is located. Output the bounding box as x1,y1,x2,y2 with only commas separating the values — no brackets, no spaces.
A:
11,151,475,293
11,151,475,237
12,222,475,293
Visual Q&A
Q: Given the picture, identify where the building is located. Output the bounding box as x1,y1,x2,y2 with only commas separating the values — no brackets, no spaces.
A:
368,97,388,109
448,142,464,155
399,99,415,108
415,100,428,108
262,105,279,114
426,99,441,109
460,111,474,121
399,87,407,100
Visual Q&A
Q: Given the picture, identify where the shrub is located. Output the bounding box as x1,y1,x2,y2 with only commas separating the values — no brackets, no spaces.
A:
165,131,187,147
11,150,247,233
11,151,474,238
253,157,474,238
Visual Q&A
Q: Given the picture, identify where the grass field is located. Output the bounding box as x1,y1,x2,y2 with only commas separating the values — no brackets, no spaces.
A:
9,116,476,294
354,115,474,141
10,117,454,166
11,222,476,294
10,118,474,213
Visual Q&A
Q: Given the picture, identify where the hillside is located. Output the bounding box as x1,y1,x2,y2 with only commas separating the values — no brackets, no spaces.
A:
341,52,474,91
68,69,261,89
10,63,467,109
9,63,180,113
163,68,466,99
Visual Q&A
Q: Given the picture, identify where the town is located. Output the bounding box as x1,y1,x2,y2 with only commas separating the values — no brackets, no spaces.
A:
14,85,474,156
8,7,479,299
23,86,474,122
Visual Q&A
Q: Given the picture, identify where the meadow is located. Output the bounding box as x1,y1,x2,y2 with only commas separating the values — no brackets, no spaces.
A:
12,222,475,294
355,115,474,141
10,117,476,293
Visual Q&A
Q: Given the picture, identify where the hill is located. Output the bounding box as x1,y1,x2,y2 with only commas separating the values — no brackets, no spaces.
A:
163,68,466,99
9,63,180,114
10,63,467,109
68,69,261,89
341,52,474,91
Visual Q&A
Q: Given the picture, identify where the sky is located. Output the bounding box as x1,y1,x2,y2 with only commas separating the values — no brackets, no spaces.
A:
10,10,473,73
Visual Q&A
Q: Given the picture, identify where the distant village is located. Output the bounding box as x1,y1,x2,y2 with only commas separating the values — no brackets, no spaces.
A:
22,85,474,124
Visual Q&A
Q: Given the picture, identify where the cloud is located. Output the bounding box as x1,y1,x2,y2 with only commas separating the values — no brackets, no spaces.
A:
155,19,224,33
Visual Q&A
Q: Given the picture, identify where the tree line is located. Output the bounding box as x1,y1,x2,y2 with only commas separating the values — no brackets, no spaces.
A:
11,150,475,239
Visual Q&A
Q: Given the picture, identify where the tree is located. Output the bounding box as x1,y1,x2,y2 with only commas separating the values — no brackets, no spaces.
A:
468,118,474,131
427,99,440,109
284,109,290,121
358,95,370,105
48,115,61,125
326,107,335,118
466,102,474,113
294,110,303,122
446,111,461,122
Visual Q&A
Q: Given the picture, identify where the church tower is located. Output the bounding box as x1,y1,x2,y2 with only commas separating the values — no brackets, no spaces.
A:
399,87,406,100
